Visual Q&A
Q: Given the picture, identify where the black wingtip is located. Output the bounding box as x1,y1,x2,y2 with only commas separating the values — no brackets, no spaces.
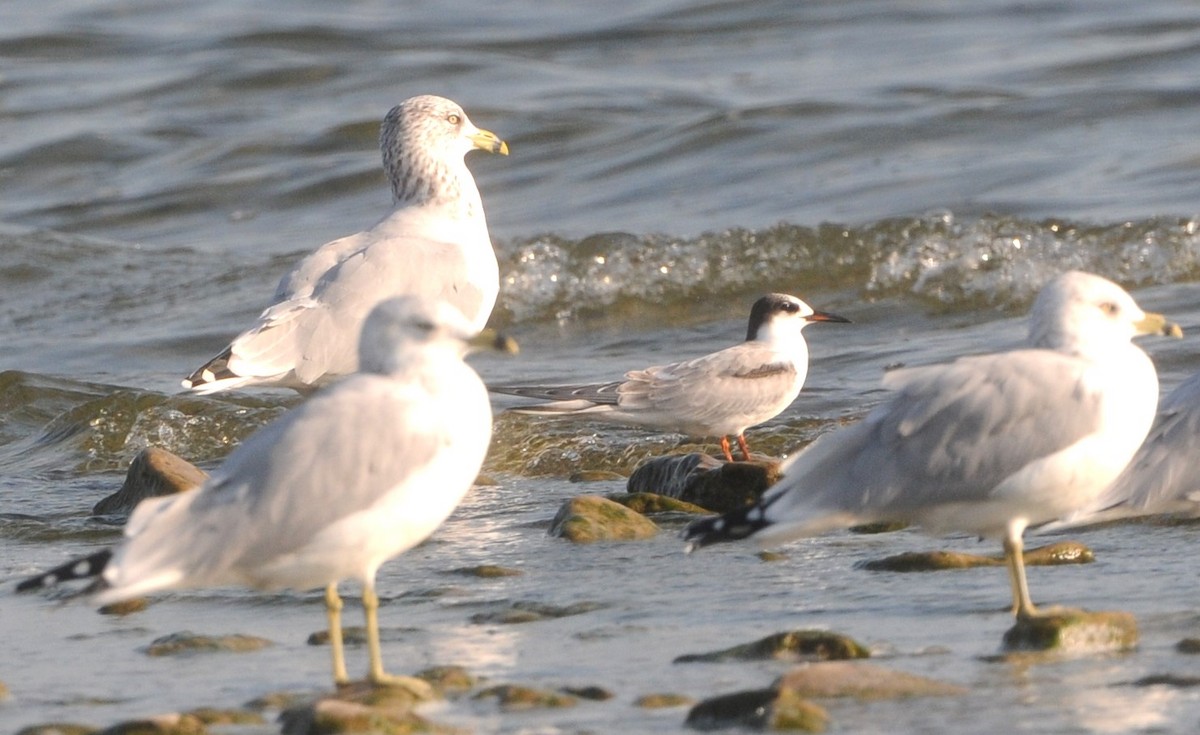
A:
682,506,773,552
182,347,235,390
16,549,113,593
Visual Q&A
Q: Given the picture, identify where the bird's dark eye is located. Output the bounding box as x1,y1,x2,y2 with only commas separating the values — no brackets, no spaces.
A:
447,114,461,125
1099,302,1118,316
781,301,799,313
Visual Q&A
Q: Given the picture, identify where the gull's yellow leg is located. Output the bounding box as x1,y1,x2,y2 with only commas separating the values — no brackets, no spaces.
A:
324,583,349,685
1003,529,1039,619
363,582,433,698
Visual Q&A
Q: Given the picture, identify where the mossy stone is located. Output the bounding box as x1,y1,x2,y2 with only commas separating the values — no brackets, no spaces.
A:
675,630,869,663
143,631,272,656
685,688,828,732
473,684,577,710
1002,608,1138,653
548,495,658,543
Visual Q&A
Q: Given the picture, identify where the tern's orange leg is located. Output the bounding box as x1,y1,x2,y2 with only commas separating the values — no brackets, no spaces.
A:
736,433,752,461
718,436,735,462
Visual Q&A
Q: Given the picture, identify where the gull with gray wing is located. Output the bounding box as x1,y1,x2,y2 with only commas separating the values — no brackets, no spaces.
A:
21,296,517,688
685,271,1181,618
183,95,508,394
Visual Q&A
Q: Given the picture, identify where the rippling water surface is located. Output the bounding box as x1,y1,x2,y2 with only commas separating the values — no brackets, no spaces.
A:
5,1,1200,732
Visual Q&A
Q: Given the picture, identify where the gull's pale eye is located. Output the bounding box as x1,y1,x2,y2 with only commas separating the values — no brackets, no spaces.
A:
447,113,461,125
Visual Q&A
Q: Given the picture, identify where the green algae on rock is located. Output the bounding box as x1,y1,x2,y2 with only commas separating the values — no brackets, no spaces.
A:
473,684,578,710
634,693,696,708
469,600,606,625
142,631,272,656
606,491,710,516
548,495,658,542
94,713,207,735
1001,608,1138,653
674,630,869,663
16,725,98,735
685,687,828,732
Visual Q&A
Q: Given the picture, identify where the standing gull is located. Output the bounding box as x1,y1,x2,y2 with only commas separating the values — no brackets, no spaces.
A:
1056,368,1200,525
20,297,517,688
491,293,849,462
685,272,1180,618
183,95,508,394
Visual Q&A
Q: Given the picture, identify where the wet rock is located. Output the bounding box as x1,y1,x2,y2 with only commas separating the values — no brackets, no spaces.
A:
1001,608,1138,653
278,698,455,735
0,679,7,698
184,709,264,726
758,551,788,562
635,693,696,708
92,447,208,517
848,521,909,534
99,598,149,616
16,726,97,735
95,714,207,735
307,626,416,646
685,688,828,732
469,600,606,625
607,491,710,516
548,495,658,543
1176,638,1200,654
416,665,477,696
334,679,437,708
859,541,1094,572
627,453,783,513
446,564,523,578
1130,674,1200,688
675,630,869,663
245,691,313,711
473,684,578,710
561,685,614,700
774,661,966,700
143,631,273,656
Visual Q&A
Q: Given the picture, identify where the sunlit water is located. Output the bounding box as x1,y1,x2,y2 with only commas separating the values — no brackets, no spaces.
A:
5,1,1200,732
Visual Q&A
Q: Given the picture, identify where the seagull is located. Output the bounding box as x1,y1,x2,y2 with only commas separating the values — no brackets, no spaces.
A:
684,271,1181,619
1053,368,1200,526
490,293,850,462
20,296,517,688
182,95,508,394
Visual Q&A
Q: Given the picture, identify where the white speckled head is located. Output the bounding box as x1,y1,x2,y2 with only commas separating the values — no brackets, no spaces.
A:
379,95,507,212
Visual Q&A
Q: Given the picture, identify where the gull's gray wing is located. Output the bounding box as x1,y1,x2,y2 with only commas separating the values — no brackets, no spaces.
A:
760,349,1104,524
225,233,486,387
116,375,446,586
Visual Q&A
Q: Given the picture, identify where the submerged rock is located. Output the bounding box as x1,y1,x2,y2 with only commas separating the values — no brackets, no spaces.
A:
416,665,477,696
675,630,869,663
16,726,97,735
446,564,523,578
626,453,782,513
184,709,264,726
685,688,828,732
548,495,658,542
143,631,272,656
473,684,578,710
1176,638,1200,654
469,600,606,625
774,661,966,700
98,598,149,616
634,693,696,708
1001,608,1138,653
278,698,454,735
94,713,207,735
561,685,614,701
92,447,208,517
859,541,1095,572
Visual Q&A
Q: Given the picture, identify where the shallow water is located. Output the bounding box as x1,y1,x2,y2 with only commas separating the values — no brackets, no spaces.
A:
5,0,1200,732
